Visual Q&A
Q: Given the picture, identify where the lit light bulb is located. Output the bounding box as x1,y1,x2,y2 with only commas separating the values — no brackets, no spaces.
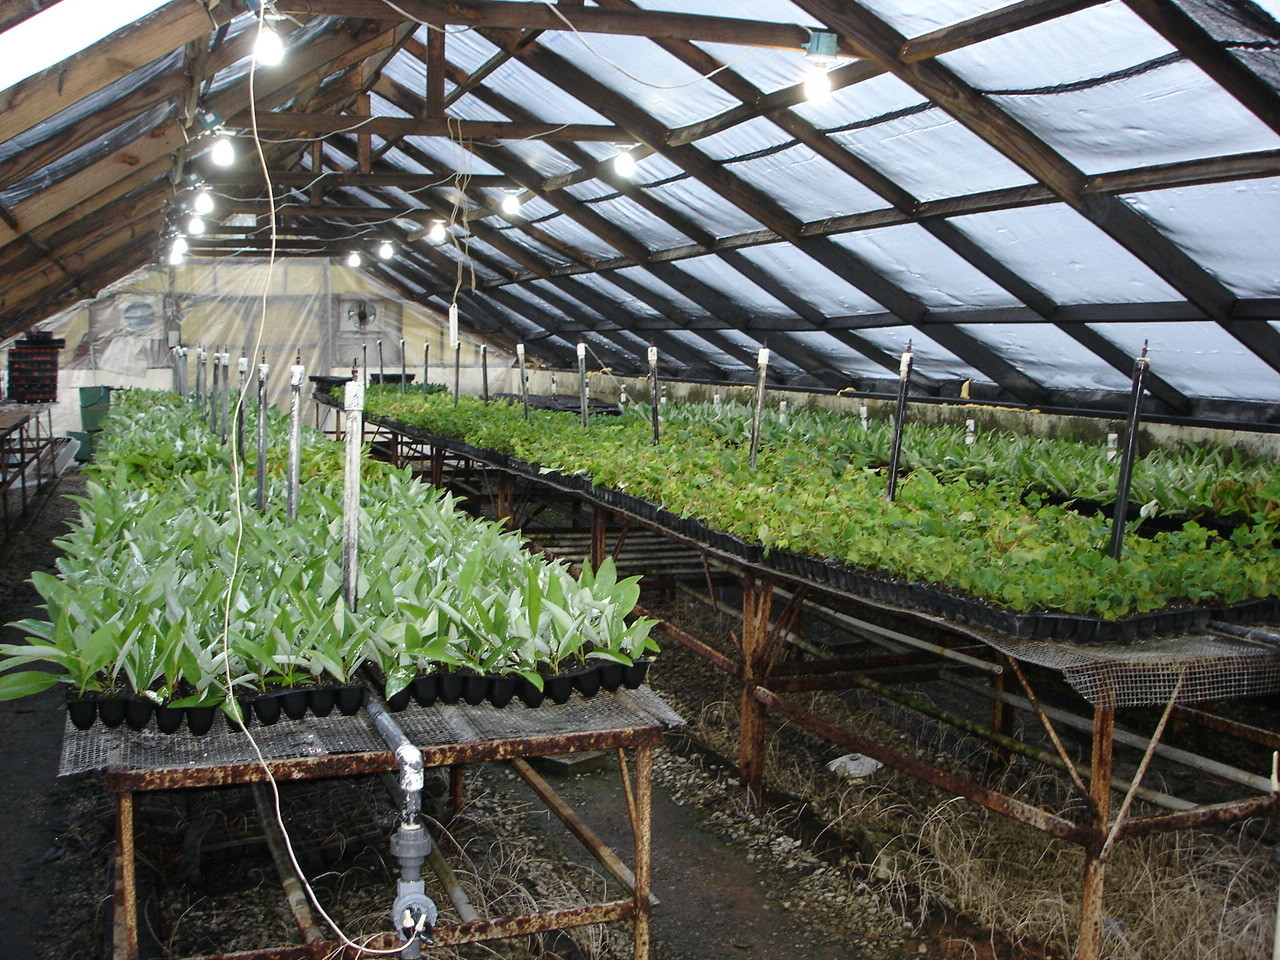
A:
186,215,206,236
428,221,447,243
168,247,185,266
171,235,189,255
613,148,637,179
501,191,521,216
803,64,832,103
193,189,214,215
254,26,285,66
377,240,394,260
210,136,235,167
347,251,362,268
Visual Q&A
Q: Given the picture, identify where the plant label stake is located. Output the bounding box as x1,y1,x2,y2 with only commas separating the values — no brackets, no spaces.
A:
885,343,913,501
749,345,770,468
481,344,489,402
377,338,385,386
342,364,364,612
1106,432,1119,462
517,342,530,420
648,344,660,446
860,403,868,431
195,346,206,417
422,341,430,397
965,418,976,446
288,357,304,521
1108,342,1150,561
449,303,460,406
361,343,368,387
399,338,406,393
256,359,269,513
217,351,229,442
578,341,589,429
236,356,249,463
779,399,788,424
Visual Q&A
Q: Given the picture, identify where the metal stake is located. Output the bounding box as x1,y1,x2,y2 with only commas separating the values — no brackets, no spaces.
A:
236,356,248,464
362,342,368,387
748,345,769,468
256,358,269,512
288,357,304,521
453,341,461,406
219,352,230,444
648,344,660,446
517,342,530,420
481,344,489,402
399,338,406,393
422,341,430,397
885,342,913,501
377,338,385,387
195,346,206,417
578,341,589,429
1108,342,1150,561
342,364,364,613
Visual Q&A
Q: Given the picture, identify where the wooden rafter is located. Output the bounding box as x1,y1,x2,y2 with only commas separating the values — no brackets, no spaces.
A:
900,0,1100,63
231,113,627,141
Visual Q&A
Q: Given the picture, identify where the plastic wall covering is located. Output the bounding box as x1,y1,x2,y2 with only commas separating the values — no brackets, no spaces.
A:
23,258,512,432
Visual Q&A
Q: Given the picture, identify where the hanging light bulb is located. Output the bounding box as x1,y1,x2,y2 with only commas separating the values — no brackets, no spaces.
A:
168,244,185,265
192,189,214,216
613,147,637,179
186,215,206,236
210,136,235,167
501,190,521,216
347,251,362,268
171,235,189,255
377,240,394,260
254,25,285,66
803,64,832,103
428,221,447,243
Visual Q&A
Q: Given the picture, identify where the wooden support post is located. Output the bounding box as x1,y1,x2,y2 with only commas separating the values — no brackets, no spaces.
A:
495,475,516,529
631,744,653,960
357,92,372,173
986,668,1013,772
738,572,773,800
425,26,445,118
590,504,607,570
113,790,139,960
450,765,465,819
430,444,445,487
1078,696,1115,960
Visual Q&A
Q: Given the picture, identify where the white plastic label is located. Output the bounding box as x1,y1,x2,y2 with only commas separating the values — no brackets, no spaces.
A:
258,362,269,380
758,347,770,367
899,351,912,377
577,342,586,361
448,303,459,349
344,379,365,412
647,346,658,366
290,363,305,386
238,356,249,374
517,342,525,361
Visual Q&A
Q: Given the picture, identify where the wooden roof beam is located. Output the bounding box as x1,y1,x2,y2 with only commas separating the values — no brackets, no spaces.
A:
900,0,1101,63
228,113,628,141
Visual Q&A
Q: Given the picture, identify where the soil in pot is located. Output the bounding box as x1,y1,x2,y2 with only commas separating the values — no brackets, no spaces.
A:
543,673,575,705
252,694,283,725
623,659,652,688
597,662,626,692
279,689,309,721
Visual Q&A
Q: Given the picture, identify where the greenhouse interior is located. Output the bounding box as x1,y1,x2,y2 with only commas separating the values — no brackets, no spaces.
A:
1,0,1280,958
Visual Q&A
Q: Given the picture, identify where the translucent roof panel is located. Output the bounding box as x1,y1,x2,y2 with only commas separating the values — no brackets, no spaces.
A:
1087,321,1280,400
853,0,1013,37
664,254,793,316
953,324,1132,391
664,328,748,371
565,185,699,248
475,57,613,126
948,205,1183,304
784,330,897,377
553,272,666,321
829,224,1023,309
401,137,504,176
1122,179,1280,298
644,174,769,235
610,266,708,318
534,31,742,128
991,59,1280,175
839,325,989,382
733,243,886,316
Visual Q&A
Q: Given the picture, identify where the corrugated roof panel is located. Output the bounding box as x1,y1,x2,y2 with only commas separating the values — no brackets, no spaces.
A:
838,325,989,381
953,323,1132,391
948,205,1184,304
667,253,797,316
733,242,886,316
561,184,699,247
1122,179,1280,298
783,330,896,376
550,272,665,319
644,175,769,234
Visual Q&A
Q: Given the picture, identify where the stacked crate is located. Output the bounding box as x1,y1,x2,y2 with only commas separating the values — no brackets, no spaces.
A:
6,331,64,403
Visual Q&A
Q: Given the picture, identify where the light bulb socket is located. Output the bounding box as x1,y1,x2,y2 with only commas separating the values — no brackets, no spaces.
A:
803,31,838,64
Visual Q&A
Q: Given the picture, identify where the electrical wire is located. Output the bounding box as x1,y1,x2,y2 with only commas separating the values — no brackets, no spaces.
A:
211,9,410,956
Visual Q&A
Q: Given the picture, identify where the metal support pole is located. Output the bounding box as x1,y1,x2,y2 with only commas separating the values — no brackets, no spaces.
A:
578,341,589,429
342,367,364,613
362,343,368,388
399,338,406,393
195,346,206,417
453,341,461,406
1108,343,1150,560
631,745,652,960
748,346,769,469
481,344,489,402
885,343,913,501
517,343,530,420
288,358,304,521
256,359,269,513
422,341,430,397
219,352,230,444
591,505,607,570
739,572,772,801
378,338,385,386
236,357,248,463
1077,696,1115,960
647,344,660,447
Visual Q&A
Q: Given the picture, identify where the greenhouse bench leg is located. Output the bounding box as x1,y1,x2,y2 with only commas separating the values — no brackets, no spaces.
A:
112,790,139,960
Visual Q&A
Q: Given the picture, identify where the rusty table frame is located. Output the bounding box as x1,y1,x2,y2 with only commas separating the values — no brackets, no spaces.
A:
0,403,56,541
357,407,1280,960
104,723,662,960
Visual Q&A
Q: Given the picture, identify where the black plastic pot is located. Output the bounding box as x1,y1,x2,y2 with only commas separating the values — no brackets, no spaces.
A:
385,685,412,712
543,673,575,705
252,694,283,726
572,665,602,699
308,686,337,718
97,698,127,728
67,699,96,730
185,705,217,736
463,674,490,706
124,698,154,731
279,689,309,721
335,685,365,715
597,662,626,693
154,705,184,734
517,677,546,708
623,659,651,689
410,675,438,708
437,673,465,705
488,675,518,708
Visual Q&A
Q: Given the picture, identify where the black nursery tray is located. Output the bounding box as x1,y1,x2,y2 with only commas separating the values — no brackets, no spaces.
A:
67,684,367,735
372,660,651,713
